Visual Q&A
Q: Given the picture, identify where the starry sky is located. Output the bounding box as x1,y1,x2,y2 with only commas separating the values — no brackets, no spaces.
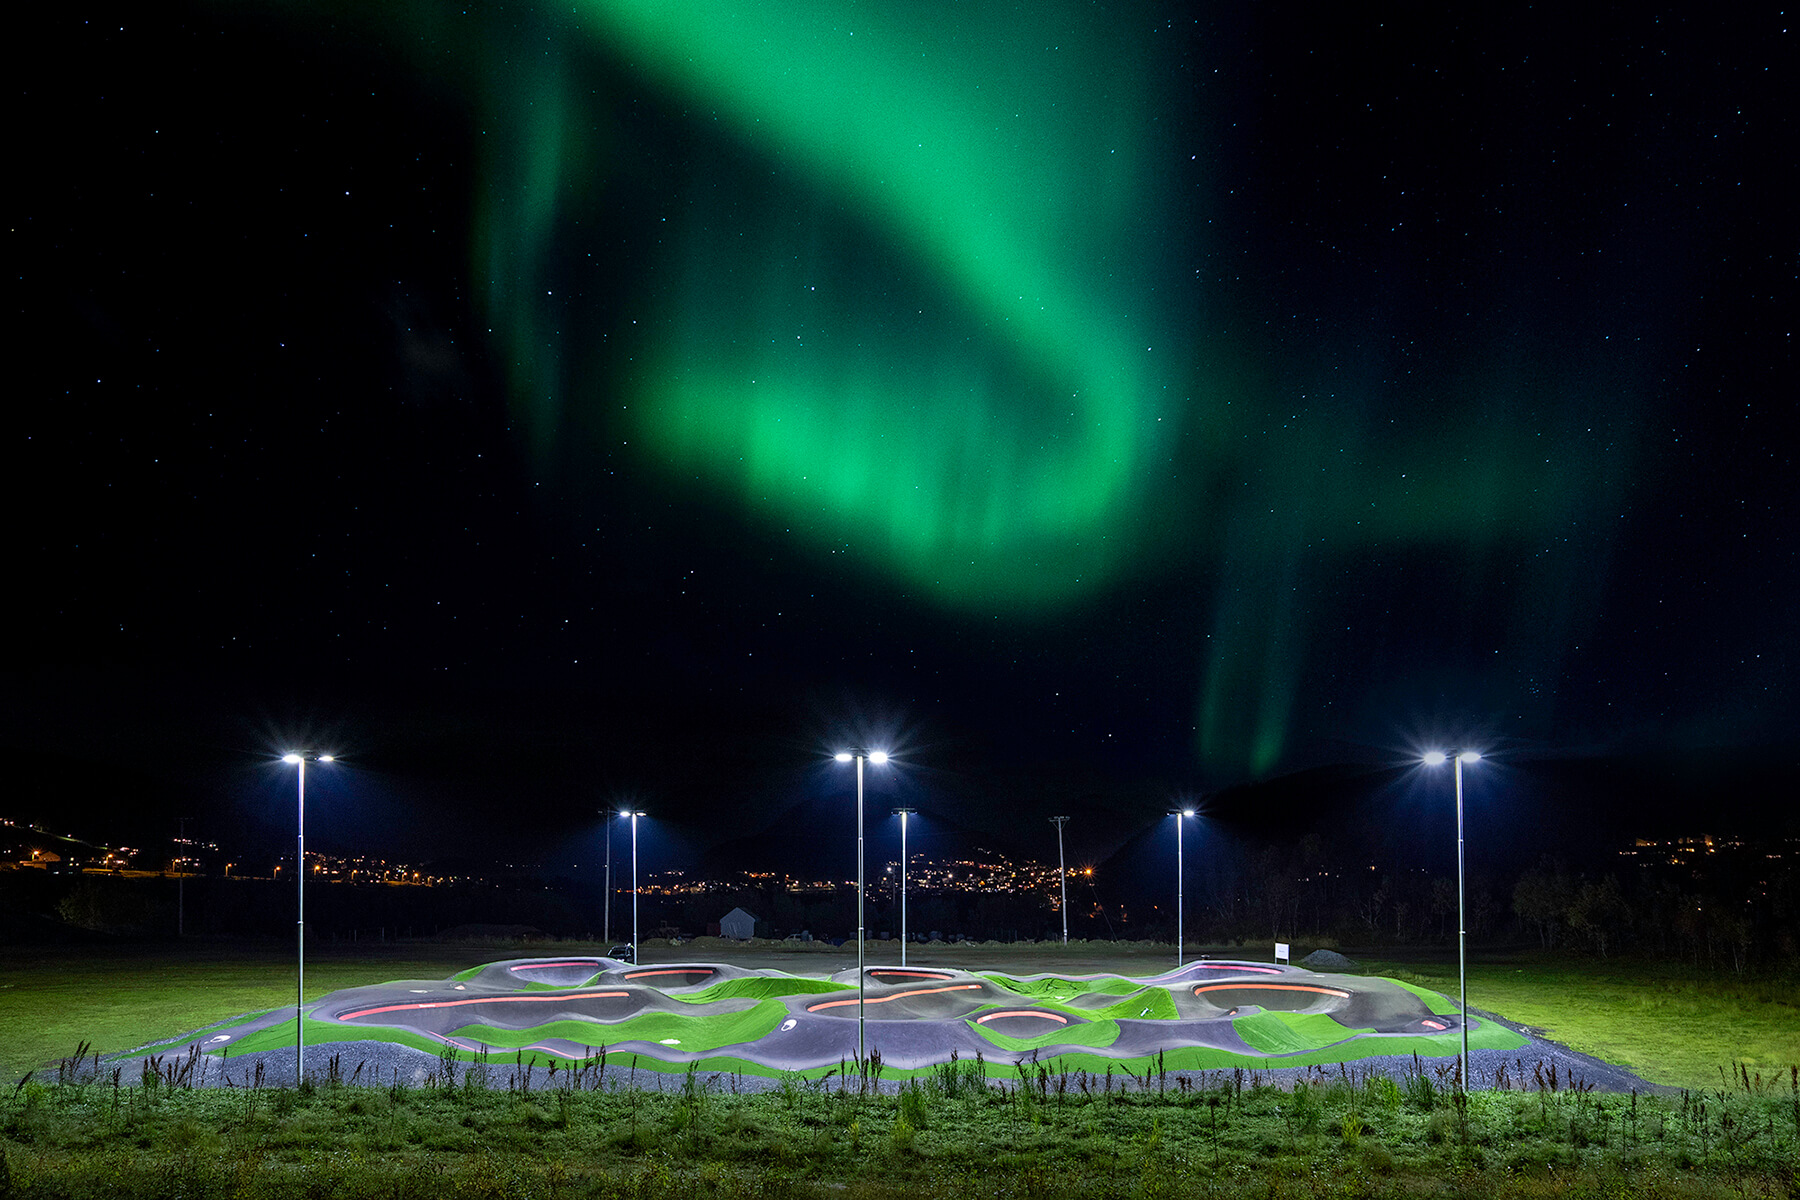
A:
14,1,1794,874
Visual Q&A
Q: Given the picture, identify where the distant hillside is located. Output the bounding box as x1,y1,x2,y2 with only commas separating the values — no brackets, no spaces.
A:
696,790,1044,880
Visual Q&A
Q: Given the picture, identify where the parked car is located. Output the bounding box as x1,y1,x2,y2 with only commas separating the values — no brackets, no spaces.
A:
608,944,635,964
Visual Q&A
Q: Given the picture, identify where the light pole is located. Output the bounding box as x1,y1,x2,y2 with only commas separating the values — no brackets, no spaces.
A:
892,808,916,965
1050,816,1070,944
281,752,334,1087
1170,808,1194,968
834,749,889,1058
621,810,645,964
600,810,613,946
1424,749,1481,1091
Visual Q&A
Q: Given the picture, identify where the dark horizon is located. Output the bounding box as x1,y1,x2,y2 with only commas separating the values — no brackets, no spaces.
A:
10,736,1796,882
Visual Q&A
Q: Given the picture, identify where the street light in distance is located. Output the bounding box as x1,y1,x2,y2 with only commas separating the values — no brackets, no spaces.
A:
281,752,335,1086
892,807,916,965
1422,749,1482,1090
833,748,892,1058
1170,808,1195,968
619,810,647,965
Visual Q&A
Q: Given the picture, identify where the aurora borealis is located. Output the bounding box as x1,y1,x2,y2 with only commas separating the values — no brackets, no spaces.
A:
472,0,1188,610
443,0,1684,772
16,0,1794,855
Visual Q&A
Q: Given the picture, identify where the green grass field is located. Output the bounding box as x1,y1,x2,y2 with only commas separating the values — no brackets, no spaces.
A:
1362,951,1800,1092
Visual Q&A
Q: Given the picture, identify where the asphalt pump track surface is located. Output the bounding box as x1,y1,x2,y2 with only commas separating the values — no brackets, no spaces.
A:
84,956,1674,1091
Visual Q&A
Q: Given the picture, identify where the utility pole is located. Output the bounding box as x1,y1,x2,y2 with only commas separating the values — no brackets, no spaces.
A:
176,816,194,937
601,811,612,944
1049,816,1070,944
893,808,916,965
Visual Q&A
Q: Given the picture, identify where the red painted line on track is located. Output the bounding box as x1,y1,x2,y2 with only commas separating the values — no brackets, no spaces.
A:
869,970,955,980
1193,964,1282,974
807,984,983,1012
336,991,630,1020
623,969,717,980
508,961,604,973
974,1010,1070,1026
1192,983,1350,998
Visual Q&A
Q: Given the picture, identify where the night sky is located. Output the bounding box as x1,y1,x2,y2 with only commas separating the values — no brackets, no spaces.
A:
15,2,1794,878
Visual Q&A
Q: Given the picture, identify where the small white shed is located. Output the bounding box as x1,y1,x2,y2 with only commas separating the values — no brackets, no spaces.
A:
719,907,758,940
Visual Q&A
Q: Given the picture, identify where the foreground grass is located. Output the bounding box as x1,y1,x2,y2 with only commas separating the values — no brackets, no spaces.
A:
1363,952,1800,1092
3,1060,1796,1199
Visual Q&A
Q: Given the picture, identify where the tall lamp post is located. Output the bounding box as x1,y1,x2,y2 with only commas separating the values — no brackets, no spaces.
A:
1424,750,1481,1090
620,810,645,964
893,808,915,965
834,749,889,1058
1170,808,1194,968
281,752,334,1087
1050,816,1070,944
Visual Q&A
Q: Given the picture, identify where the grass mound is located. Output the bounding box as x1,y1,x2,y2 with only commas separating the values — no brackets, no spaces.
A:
1088,988,1179,1022
1233,1010,1369,1054
455,998,789,1054
967,1016,1123,1053
981,974,1143,999
671,976,851,1004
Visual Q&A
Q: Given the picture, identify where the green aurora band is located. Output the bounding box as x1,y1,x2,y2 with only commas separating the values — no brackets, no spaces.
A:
481,0,1188,610
271,0,1644,775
